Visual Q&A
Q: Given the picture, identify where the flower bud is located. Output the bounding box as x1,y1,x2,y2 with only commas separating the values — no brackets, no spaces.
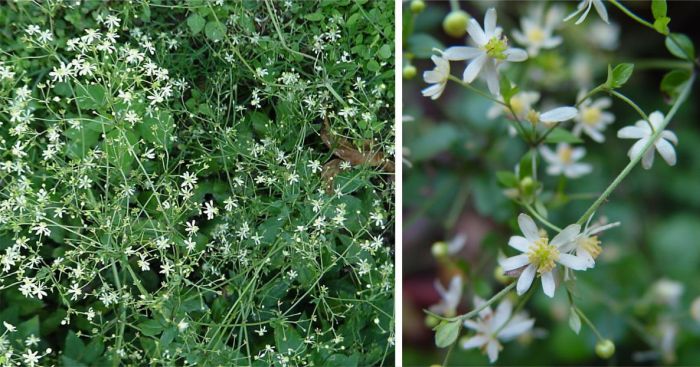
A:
595,339,615,359
403,64,417,80
493,265,510,284
425,314,440,328
410,0,426,14
431,241,449,258
443,10,470,38
519,176,536,198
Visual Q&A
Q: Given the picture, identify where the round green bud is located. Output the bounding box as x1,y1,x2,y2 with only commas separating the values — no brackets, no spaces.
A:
443,10,470,38
410,0,426,14
519,176,536,198
425,314,440,328
403,64,417,80
595,339,615,359
493,265,510,284
431,241,449,258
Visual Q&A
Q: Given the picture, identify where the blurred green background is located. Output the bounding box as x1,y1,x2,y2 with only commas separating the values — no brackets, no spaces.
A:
402,1,700,366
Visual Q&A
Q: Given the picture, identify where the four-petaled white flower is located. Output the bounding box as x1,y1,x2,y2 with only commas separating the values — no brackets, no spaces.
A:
461,297,535,363
617,111,678,170
422,54,450,100
512,5,564,56
443,8,528,96
540,143,592,178
500,214,589,297
573,94,615,142
429,275,462,317
564,0,609,25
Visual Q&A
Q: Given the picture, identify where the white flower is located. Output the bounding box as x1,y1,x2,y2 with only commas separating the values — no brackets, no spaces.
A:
651,279,684,307
617,111,678,170
443,8,527,96
525,106,578,127
573,95,615,142
540,143,592,178
561,217,619,269
487,90,540,121
564,0,609,25
429,276,462,317
512,5,564,56
586,20,620,50
3,321,16,332
22,349,40,367
499,214,589,297
461,297,535,363
177,319,189,332
422,54,450,100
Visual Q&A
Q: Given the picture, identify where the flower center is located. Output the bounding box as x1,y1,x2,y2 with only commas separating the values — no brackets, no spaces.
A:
558,146,573,163
526,109,540,125
484,36,508,59
582,107,601,126
579,236,602,259
526,27,545,43
527,237,559,274
510,96,525,115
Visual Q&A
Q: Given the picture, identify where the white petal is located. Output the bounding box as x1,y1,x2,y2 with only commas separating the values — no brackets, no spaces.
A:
500,254,530,272
498,318,535,340
575,0,594,25
483,62,500,96
558,253,590,270
504,48,528,62
484,8,497,38
571,147,586,161
551,224,581,247
541,271,556,297
540,107,578,123
565,163,593,178
462,335,488,349
584,126,605,143
492,299,513,331
463,54,487,83
512,30,527,45
662,130,678,145
627,138,649,161
648,111,665,130
593,0,609,23
486,340,500,363
443,46,482,61
642,146,655,169
423,70,442,84
541,36,563,48
617,126,647,139
592,97,612,109
518,213,540,242
655,138,677,166
467,18,487,46
516,264,536,295
421,84,445,100
508,236,531,252
463,319,481,331
539,145,558,163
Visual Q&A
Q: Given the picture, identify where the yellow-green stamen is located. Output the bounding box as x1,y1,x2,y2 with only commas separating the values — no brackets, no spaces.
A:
579,236,602,259
484,36,508,59
527,237,559,274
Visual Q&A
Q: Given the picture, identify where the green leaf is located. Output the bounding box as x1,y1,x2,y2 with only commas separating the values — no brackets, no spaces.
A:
204,21,226,42
606,63,634,89
665,33,695,61
274,325,306,354
187,14,206,35
377,44,392,60
137,319,164,337
568,308,581,335
435,319,461,348
660,69,691,102
499,73,518,105
518,150,535,180
651,0,667,20
64,331,85,359
545,128,583,144
496,171,518,188
407,124,460,162
406,33,444,59
653,17,670,35
305,12,324,21
75,84,107,110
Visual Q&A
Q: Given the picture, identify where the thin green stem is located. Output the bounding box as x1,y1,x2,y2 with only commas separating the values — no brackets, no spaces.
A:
448,0,459,12
524,203,562,232
576,74,695,226
448,75,507,106
608,90,650,125
608,0,655,30
575,85,604,107
459,282,516,322
574,306,605,341
629,59,694,71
